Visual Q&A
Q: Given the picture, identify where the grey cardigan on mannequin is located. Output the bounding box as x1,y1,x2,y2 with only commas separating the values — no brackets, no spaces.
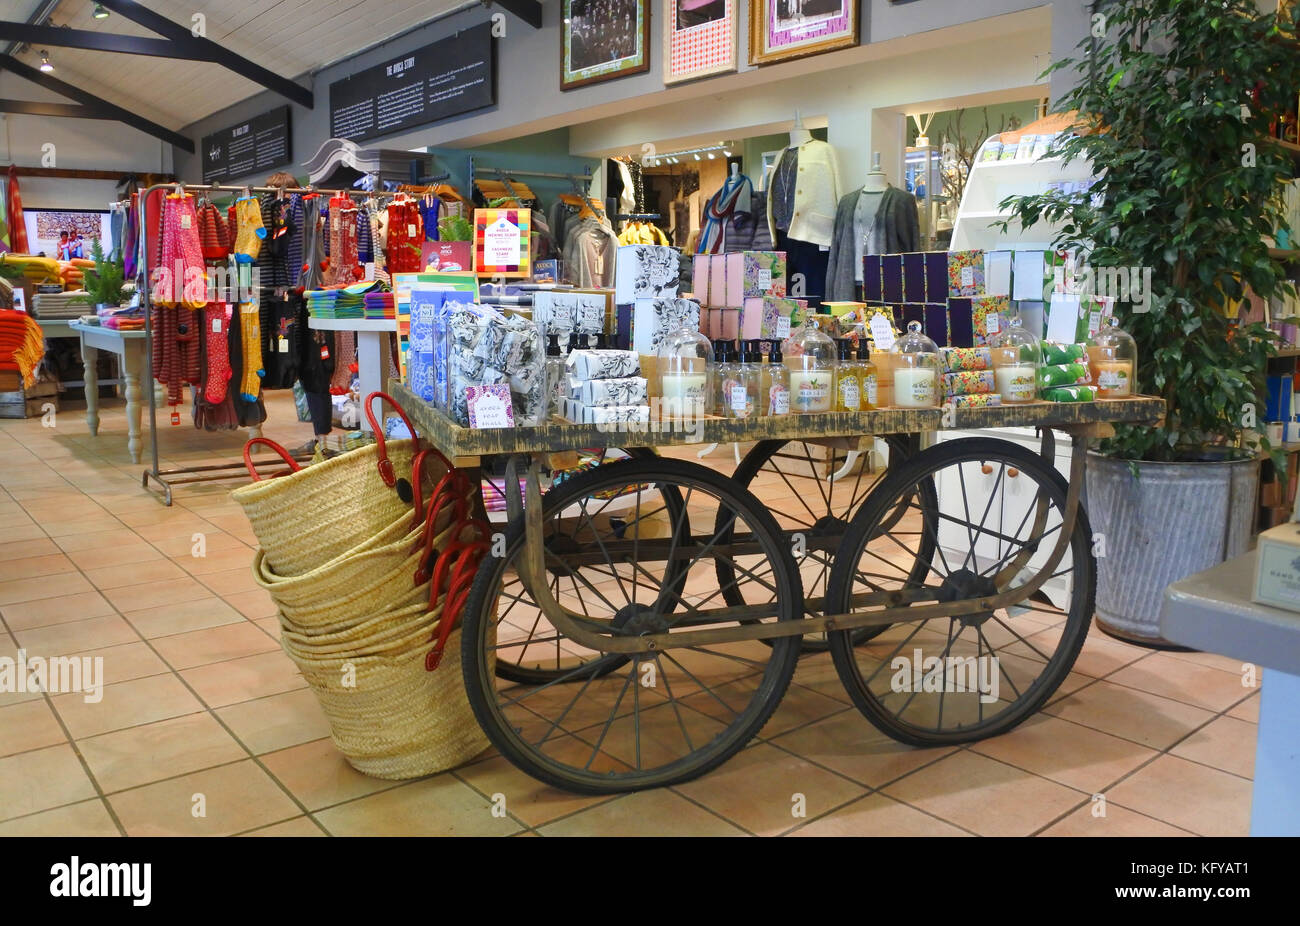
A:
825,186,920,302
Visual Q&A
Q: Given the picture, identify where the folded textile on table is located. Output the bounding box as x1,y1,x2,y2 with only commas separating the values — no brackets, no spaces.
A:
0,309,45,387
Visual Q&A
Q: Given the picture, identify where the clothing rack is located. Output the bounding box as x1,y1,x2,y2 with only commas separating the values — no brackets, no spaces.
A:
466,157,592,200
615,213,661,221
137,181,382,505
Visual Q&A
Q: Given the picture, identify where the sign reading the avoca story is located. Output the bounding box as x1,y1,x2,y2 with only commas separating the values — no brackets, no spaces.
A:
201,106,292,182
329,23,496,143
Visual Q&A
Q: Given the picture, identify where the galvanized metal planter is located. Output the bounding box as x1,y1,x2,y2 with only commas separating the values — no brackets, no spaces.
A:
1086,451,1259,645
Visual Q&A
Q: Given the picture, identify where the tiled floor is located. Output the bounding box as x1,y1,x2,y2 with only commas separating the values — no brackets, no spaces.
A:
0,391,1260,836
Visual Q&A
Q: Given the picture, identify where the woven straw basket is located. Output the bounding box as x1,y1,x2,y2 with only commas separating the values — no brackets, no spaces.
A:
281,606,492,780
231,438,428,577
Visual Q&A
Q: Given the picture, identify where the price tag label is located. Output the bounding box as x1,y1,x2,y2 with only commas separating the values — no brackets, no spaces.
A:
211,318,222,333
407,224,417,238
758,268,773,291
869,315,895,352
180,214,191,230
363,262,375,281
961,266,974,288
1089,310,1103,335
775,316,791,339
278,337,289,353
985,314,1000,336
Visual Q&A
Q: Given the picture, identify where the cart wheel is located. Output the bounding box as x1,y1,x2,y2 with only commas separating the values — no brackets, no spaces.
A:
492,447,671,685
825,437,1095,746
461,458,803,794
717,434,924,651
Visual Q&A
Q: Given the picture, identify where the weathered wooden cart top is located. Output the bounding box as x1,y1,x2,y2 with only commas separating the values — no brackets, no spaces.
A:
390,382,1165,459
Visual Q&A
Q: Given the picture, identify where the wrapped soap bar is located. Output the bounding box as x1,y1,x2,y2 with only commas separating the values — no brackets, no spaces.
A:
946,393,1003,408
566,349,641,380
1042,385,1098,403
941,346,992,373
1042,342,1088,365
1037,363,1091,389
578,376,649,406
943,370,996,396
576,403,652,425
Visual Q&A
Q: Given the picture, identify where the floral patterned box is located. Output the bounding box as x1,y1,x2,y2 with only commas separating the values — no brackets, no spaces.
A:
725,251,787,305
741,294,803,340
948,249,986,298
972,295,1010,346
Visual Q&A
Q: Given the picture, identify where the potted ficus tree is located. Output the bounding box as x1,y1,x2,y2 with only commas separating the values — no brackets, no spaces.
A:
1003,0,1300,643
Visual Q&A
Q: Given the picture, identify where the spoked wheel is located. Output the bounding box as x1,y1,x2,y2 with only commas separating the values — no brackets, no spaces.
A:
826,437,1095,747
461,457,803,794
492,447,668,684
718,434,924,650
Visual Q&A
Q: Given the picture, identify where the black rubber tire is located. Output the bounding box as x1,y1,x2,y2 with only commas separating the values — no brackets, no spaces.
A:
826,436,1095,747
719,434,923,651
461,457,803,794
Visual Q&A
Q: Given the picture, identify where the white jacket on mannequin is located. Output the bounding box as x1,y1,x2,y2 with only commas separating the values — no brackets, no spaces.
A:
766,139,841,248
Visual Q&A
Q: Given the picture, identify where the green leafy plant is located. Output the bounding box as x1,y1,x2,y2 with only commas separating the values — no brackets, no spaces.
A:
68,238,125,308
1002,0,1300,463
438,214,473,242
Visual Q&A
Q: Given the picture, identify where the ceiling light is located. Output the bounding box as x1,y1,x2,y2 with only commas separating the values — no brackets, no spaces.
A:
707,152,715,159
694,154,700,161
723,149,732,157
38,51,53,72
93,3,109,18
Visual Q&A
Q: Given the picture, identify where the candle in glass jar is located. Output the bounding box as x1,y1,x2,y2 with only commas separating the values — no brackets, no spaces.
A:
789,370,832,413
1095,360,1132,398
893,367,937,407
994,364,1037,403
660,372,708,416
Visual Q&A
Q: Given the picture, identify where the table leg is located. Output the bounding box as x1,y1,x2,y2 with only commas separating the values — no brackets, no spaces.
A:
122,340,144,464
356,331,383,432
81,340,100,436
1250,670,1300,836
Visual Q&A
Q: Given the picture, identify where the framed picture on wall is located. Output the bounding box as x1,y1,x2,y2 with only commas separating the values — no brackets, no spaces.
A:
748,0,859,66
665,0,737,85
561,0,651,91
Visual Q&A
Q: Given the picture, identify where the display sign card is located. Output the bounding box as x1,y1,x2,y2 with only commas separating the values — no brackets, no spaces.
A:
201,106,292,182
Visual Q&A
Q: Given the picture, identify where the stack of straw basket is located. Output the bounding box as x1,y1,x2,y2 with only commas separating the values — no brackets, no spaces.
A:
231,430,492,780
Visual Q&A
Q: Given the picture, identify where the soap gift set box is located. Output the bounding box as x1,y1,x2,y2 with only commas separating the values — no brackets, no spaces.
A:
691,251,787,308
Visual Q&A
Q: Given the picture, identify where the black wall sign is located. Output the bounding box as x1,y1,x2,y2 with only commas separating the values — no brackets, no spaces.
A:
201,106,292,182
329,22,496,143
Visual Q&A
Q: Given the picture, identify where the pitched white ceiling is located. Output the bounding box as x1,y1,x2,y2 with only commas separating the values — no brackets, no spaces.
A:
2,0,473,130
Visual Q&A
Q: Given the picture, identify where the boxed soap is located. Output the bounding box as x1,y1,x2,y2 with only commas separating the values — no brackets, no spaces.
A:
614,244,679,302
725,250,787,304
1253,522,1300,613
692,254,711,306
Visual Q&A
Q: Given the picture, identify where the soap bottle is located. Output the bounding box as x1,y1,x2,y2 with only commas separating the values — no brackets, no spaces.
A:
711,339,735,416
857,340,878,410
729,343,761,419
544,333,566,420
763,342,791,416
834,338,861,412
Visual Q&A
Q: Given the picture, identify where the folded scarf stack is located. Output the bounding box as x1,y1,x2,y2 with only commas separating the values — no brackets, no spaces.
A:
0,309,46,387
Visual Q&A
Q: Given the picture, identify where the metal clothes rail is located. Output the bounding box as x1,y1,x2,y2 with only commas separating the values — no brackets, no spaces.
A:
135,181,390,504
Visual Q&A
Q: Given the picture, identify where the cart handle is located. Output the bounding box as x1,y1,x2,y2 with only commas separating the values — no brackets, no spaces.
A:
243,438,302,481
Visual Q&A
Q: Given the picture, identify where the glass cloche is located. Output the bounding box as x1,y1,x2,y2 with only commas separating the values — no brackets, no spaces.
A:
890,321,941,408
784,316,836,413
990,313,1042,405
657,326,713,417
1086,317,1137,399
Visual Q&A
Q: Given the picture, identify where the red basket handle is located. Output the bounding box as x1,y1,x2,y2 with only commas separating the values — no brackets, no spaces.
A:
243,438,302,481
414,485,472,586
409,456,464,531
364,390,421,488
425,535,490,671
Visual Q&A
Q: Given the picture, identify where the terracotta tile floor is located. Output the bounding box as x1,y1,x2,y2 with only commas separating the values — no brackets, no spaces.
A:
0,392,1260,836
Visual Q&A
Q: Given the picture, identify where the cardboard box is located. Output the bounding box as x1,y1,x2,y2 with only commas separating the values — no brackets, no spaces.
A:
902,252,926,303
614,244,678,302
740,295,803,341
724,251,786,304
709,257,727,308
692,255,711,306
1252,522,1300,612
863,255,883,302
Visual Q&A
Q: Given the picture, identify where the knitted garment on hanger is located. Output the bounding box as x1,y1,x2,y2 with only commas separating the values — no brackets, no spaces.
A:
325,198,359,286
157,194,207,308
153,306,202,406
233,196,266,263
285,194,305,287
329,329,356,393
197,202,229,261
386,200,423,274
123,193,139,279
356,208,373,264
238,304,264,401
420,197,440,241
201,303,232,403
367,201,387,270
296,196,326,291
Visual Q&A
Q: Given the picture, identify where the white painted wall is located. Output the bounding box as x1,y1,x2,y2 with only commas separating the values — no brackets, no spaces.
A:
567,22,1050,190
0,73,173,211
